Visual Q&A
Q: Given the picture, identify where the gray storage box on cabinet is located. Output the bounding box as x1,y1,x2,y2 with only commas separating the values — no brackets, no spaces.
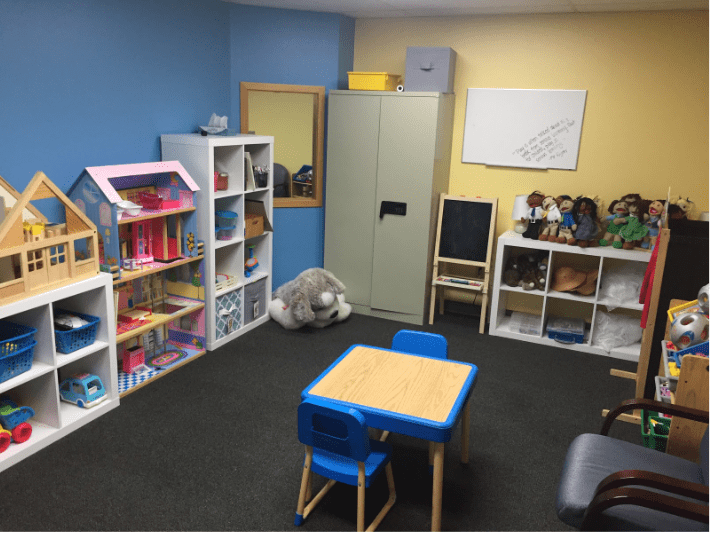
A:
405,47,456,93
244,278,267,325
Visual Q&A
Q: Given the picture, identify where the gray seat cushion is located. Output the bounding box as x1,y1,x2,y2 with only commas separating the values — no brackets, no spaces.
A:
556,433,708,531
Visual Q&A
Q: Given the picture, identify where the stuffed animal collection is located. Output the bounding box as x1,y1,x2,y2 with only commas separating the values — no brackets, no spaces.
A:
503,251,548,291
514,191,695,251
268,268,352,329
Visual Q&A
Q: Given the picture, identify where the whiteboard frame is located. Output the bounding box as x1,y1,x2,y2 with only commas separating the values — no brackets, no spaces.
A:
461,88,587,170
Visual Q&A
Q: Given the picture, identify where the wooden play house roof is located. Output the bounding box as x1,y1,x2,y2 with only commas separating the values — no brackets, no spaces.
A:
0,171,96,250
0,174,46,223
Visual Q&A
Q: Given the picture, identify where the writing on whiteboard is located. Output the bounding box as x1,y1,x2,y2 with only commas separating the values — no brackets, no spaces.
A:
512,118,576,164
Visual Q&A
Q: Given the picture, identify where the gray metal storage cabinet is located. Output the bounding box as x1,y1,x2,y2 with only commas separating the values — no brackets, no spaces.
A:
324,90,455,325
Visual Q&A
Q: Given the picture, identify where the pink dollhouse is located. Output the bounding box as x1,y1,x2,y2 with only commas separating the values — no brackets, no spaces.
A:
68,161,200,277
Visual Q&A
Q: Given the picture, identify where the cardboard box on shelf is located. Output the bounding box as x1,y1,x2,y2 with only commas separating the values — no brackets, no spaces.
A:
245,200,273,239
245,213,263,239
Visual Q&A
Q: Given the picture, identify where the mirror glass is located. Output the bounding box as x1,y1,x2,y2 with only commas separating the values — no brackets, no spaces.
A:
240,82,324,208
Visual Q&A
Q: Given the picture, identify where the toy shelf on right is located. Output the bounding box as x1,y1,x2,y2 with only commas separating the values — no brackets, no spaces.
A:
161,134,274,351
489,231,652,361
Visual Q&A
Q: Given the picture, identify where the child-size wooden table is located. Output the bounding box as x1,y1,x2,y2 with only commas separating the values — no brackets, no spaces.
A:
302,345,479,531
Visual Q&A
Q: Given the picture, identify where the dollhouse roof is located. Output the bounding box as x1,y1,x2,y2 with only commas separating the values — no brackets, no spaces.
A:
0,174,47,222
71,161,199,204
0,171,96,249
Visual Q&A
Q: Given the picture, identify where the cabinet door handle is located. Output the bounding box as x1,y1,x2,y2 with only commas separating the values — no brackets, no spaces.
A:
380,201,407,219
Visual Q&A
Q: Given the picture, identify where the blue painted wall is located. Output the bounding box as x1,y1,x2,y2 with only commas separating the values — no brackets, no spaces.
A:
0,0,231,219
230,6,355,290
0,0,354,291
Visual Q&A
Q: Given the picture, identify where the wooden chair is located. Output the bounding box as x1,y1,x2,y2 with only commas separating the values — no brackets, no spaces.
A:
295,398,396,532
556,398,708,531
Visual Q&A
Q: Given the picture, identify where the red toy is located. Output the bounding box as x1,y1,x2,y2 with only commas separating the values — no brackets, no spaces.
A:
0,397,34,446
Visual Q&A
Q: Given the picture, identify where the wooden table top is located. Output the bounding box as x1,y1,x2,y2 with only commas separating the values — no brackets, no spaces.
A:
307,346,474,423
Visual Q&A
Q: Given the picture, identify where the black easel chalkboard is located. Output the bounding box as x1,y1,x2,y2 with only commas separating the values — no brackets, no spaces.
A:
438,198,496,263
429,194,498,332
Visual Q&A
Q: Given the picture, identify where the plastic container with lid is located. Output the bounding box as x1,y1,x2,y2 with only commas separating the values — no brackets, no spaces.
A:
546,316,585,344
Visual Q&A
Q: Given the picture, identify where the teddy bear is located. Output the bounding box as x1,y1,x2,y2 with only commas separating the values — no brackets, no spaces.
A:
514,252,547,291
534,256,549,290
503,256,522,287
268,268,352,329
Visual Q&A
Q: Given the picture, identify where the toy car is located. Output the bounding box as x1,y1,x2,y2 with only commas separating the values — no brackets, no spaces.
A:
0,397,34,444
59,373,107,408
0,424,11,453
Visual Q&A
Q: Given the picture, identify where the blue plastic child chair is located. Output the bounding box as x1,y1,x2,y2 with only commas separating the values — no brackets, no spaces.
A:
391,329,448,359
294,398,396,532
389,330,471,470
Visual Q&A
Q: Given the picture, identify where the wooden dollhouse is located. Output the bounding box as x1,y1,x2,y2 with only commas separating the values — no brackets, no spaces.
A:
0,171,99,306
67,162,207,396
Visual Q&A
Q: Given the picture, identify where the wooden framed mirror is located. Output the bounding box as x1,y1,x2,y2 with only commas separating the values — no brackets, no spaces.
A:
240,82,325,208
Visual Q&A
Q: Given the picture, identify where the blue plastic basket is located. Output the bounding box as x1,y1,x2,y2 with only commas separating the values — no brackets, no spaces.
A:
0,340,36,384
54,309,100,354
670,341,709,367
0,321,37,357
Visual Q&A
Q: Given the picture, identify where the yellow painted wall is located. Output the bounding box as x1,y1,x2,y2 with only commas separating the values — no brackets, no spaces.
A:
354,11,709,237
248,91,313,178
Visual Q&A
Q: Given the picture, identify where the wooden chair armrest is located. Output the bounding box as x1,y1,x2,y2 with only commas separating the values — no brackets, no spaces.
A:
581,487,709,531
601,398,709,436
594,469,709,502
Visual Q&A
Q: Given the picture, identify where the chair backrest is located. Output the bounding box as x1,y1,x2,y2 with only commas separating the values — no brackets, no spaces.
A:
391,329,448,359
298,399,370,462
273,163,290,198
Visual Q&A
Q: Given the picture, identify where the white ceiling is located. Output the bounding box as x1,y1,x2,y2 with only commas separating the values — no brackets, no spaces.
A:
223,0,708,18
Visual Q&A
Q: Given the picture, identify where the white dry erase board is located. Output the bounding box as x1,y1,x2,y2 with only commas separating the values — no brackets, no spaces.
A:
461,88,587,170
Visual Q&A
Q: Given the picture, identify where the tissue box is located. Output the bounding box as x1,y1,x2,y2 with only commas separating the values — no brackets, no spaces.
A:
405,47,456,93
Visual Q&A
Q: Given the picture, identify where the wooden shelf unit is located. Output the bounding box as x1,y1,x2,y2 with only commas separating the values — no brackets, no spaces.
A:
489,231,652,361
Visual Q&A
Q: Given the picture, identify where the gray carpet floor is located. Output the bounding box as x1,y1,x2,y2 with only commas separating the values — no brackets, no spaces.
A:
0,310,640,531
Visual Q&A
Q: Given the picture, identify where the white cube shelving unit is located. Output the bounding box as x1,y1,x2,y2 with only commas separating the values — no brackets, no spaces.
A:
0,273,119,474
489,231,652,362
161,134,274,350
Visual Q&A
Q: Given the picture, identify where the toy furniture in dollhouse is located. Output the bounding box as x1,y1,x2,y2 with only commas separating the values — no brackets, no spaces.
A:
67,162,207,397
0,172,99,307
122,343,145,374
112,251,206,396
